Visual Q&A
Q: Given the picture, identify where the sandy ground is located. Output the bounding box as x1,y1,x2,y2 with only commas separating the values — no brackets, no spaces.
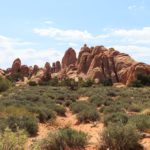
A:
27,106,103,150
141,138,150,150
26,96,150,150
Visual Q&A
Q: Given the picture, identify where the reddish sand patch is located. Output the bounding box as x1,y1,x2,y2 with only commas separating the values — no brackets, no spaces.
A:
56,108,104,149
141,138,150,150
78,96,89,101
26,108,150,150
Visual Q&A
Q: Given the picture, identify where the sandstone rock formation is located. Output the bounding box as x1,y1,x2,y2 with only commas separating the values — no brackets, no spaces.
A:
45,62,51,72
55,61,61,73
61,45,150,85
2,45,150,85
20,65,29,77
62,48,77,69
11,58,21,74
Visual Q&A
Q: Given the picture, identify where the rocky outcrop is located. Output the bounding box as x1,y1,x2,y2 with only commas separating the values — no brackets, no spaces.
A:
11,58,21,74
2,44,150,85
61,45,150,85
51,61,61,73
32,65,39,75
55,61,61,73
20,65,29,77
62,48,77,69
45,62,51,72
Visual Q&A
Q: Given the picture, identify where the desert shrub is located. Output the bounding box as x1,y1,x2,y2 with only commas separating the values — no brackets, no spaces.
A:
137,73,150,86
129,73,150,87
32,128,88,150
60,78,71,87
90,95,113,107
107,91,117,97
102,78,113,86
7,115,38,136
0,128,27,150
49,77,59,86
128,104,142,112
0,77,11,92
98,125,142,150
102,105,123,114
33,107,56,123
77,109,100,123
0,118,7,132
104,112,128,126
28,81,37,86
53,105,66,116
70,101,91,114
7,72,24,82
68,80,78,90
80,79,94,87
0,106,38,135
129,80,143,87
38,81,49,86
64,100,72,107
129,115,150,132
89,95,104,107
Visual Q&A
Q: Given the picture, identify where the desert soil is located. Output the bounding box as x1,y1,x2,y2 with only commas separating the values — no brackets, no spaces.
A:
26,96,150,150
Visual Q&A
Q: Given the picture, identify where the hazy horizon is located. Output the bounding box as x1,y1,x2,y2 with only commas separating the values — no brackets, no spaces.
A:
0,0,150,69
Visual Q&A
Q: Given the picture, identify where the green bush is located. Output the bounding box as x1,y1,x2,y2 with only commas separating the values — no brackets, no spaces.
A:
0,77,11,92
53,105,66,116
32,128,88,150
128,104,142,112
7,115,38,136
34,108,56,123
28,81,37,86
70,101,91,114
104,112,128,126
137,73,150,86
90,94,113,107
0,118,8,132
129,80,143,87
102,78,113,86
98,125,142,150
129,73,150,87
0,128,27,150
129,115,150,132
80,79,94,87
103,105,123,114
77,109,100,123
7,72,24,82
